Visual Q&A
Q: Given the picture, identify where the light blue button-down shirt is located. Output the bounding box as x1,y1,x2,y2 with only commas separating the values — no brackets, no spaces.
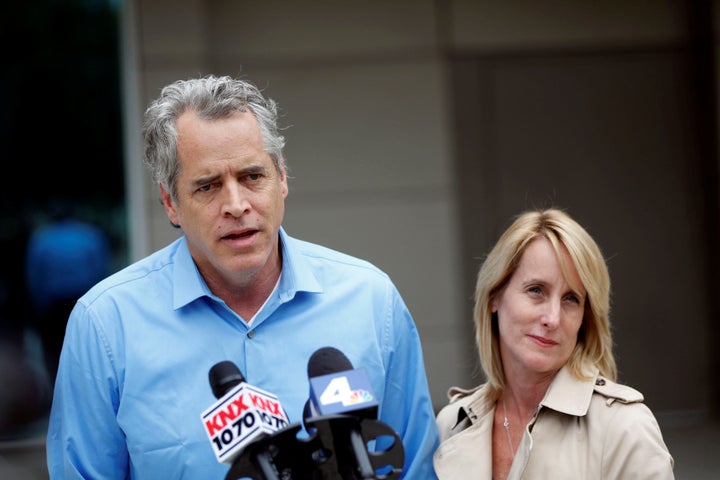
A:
47,228,440,479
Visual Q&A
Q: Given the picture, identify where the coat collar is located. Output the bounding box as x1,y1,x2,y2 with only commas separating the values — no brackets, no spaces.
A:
451,364,602,431
539,364,599,417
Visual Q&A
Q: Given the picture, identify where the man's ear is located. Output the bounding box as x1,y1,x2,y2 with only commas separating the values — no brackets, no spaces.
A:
159,184,180,228
280,169,289,199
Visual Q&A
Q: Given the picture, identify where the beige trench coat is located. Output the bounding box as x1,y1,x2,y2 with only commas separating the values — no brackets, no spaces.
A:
433,366,674,479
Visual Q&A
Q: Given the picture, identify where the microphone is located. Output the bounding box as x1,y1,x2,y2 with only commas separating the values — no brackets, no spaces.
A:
306,347,378,420
303,347,404,480
209,360,245,398
201,361,290,478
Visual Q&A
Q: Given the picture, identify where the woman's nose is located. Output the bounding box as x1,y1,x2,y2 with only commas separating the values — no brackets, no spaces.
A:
541,299,561,327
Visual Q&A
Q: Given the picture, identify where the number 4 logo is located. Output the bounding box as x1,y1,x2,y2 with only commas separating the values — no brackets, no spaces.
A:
319,376,352,406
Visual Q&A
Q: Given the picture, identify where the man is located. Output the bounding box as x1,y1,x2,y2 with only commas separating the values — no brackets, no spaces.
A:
47,75,440,479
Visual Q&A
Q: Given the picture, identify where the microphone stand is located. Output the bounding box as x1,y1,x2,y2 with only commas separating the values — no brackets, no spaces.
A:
305,415,403,480
224,416,404,480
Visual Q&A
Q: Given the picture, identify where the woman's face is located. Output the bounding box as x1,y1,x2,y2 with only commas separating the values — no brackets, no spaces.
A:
492,236,586,380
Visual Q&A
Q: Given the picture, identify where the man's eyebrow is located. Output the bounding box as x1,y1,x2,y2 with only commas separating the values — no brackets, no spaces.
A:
237,163,267,174
238,164,267,174
191,173,220,188
190,165,269,187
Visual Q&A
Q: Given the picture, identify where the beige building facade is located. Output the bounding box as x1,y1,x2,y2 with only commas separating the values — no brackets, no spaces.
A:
121,0,719,425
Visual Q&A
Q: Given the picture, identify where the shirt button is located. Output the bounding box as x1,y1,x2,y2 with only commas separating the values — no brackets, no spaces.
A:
247,331,254,339
596,378,606,386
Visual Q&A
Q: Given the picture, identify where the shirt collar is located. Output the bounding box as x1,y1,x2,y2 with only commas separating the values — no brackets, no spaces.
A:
172,236,210,309
276,227,323,301
171,228,323,310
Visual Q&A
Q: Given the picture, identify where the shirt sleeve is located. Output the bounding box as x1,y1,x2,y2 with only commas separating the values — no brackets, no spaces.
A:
602,401,675,479
46,300,130,479
379,285,440,480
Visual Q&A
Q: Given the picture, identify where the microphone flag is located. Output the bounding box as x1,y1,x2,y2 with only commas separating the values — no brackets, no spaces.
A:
201,381,290,465
308,367,379,419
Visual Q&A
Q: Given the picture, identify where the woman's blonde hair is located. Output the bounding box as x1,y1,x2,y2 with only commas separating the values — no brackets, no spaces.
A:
474,208,616,399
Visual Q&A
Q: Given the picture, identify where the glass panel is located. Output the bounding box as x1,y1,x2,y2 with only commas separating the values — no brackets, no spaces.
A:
0,0,126,441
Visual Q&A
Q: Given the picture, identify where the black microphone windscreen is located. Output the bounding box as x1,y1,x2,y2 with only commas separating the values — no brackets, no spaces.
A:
209,360,246,399
307,346,354,378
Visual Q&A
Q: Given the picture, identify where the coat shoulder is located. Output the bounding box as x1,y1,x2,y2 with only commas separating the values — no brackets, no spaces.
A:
436,384,487,441
593,376,644,404
447,384,484,404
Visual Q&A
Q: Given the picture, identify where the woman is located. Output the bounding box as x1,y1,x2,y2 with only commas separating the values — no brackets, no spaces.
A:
433,208,674,479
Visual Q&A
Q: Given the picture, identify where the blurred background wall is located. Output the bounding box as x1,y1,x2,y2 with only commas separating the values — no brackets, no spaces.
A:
1,0,719,478
126,0,720,422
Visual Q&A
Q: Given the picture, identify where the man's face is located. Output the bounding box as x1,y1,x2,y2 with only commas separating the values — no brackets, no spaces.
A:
161,109,288,289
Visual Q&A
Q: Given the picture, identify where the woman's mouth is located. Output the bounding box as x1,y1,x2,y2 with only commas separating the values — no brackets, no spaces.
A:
528,335,558,347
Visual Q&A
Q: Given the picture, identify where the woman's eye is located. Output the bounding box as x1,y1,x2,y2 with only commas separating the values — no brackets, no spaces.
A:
565,293,581,304
528,286,542,295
